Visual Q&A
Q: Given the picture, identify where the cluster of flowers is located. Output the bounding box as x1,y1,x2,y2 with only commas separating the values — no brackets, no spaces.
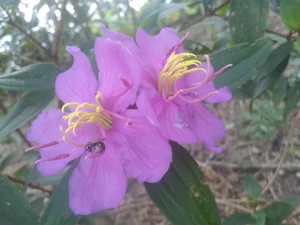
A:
26,26,232,215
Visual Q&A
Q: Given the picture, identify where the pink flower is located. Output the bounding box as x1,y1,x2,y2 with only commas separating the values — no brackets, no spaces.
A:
101,26,232,153
26,38,172,215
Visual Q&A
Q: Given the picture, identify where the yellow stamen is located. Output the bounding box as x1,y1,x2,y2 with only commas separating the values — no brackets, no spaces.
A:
158,52,207,96
61,92,113,136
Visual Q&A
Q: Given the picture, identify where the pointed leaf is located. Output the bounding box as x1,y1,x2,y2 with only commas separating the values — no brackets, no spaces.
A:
244,174,262,199
229,0,269,44
254,211,265,225
263,195,300,225
39,161,81,225
145,142,221,225
0,90,54,137
211,39,272,89
253,41,293,97
0,175,39,225
0,63,60,91
284,79,300,117
0,152,18,172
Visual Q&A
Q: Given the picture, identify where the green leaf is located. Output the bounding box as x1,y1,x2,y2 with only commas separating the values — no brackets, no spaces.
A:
284,79,300,117
0,0,19,5
253,41,293,98
138,1,196,33
263,195,300,225
211,39,272,89
222,213,254,225
0,63,60,91
244,174,261,199
280,0,300,32
0,152,18,172
229,0,269,44
203,0,212,14
0,90,54,137
145,142,221,225
273,76,288,103
253,211,265,225
30,197,45,215
0,175,39,225
39,161,81,225
80,212,114,225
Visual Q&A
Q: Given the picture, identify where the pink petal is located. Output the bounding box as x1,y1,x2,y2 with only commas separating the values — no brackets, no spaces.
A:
137,89,197,144
27,109,99,176
186,103,226,153
55,46,97,104
110,110,172,183
69,147,127,215
95,38,140,112
136,28,182,70
178,62,232,103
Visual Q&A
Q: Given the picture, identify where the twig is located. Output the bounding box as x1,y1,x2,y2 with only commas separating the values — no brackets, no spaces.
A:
0,101,32,147
6,175,52,194
0,6,51,58
179,0,230,31
216,199,253,214
95,0,110,28
265,28,289,39
262,110,298,195
52,0,68,65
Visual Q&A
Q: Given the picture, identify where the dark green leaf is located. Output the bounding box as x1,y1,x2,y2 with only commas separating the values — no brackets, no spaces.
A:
244,174,261,199
0,0,19,5
80,212,114,225
253,42,293,97
0,152,18,172
0,175,39,225
222,213,254,225
184,40,211,55
211,39,272,89
284,79,300,117
0,90,54,137
253,211,265,225
39,161,80,225
145,142,221,225
30,197,45,215
229,0,269,44
0,63,60,91
273,76,288,103
263,195,300,225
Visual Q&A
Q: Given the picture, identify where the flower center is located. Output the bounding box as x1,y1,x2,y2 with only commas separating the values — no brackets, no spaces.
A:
61,92,113,136
158,52,207,97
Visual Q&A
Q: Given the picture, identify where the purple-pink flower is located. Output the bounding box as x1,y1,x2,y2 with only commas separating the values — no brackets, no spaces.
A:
26,37,172,215
101,26,232,153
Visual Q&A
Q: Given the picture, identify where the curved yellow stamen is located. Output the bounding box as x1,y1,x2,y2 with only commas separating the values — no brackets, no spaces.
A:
158,52,208,96
61,91,113,136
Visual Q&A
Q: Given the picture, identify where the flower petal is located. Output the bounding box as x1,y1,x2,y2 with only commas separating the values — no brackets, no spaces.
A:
137,89,197,144
55,46,97,104
27,109,98,176
136,28,182,69
178,62,232,103
95,38,140,112
69,147,127,215
110,110,172,183
186,103,226,153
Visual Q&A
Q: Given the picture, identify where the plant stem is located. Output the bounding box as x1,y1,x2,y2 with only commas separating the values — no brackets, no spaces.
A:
261,110,298,195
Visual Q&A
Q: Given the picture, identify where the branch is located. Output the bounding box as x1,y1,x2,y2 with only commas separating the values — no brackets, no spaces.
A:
179,0,230,31
262,110,298,195
0,101,32,147
0,6,51,58
6,175,52,194
95,0,110,28
52,0,68,65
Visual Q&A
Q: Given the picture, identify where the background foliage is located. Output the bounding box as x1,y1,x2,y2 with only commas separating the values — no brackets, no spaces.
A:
0,0,300,224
